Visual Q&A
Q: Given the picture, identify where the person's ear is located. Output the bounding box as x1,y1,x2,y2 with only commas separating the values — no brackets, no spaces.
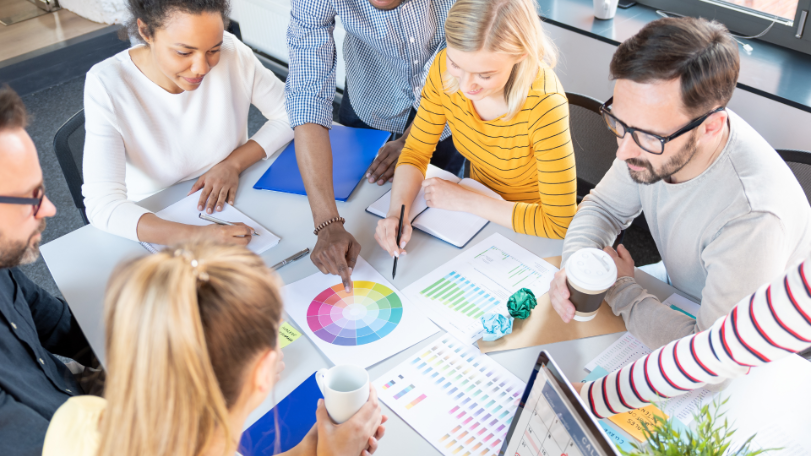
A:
515,53,529,64
137,18,152,45
701,110,728,139
252,348,278,394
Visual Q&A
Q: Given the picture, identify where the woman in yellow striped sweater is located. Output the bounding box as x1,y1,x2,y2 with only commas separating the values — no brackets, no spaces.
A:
375,0,577,256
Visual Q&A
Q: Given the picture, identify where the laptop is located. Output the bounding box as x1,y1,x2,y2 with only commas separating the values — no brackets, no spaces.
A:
499,351,620,456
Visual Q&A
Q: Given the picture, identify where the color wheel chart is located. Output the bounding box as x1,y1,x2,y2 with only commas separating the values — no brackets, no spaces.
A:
374,334,526,456
307,281,402,346
405,234,557,344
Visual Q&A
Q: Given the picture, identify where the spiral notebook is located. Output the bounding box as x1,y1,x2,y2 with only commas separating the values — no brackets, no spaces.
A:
365,165,501,248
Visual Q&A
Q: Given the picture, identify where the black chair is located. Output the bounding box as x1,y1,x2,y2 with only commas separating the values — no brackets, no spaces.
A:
53,109,88,225
776,149,811,206
566,92,618,202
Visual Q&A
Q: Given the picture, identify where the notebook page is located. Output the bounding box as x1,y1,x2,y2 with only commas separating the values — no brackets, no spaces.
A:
142,190,280,254
411,178,503,248
366,165,461,219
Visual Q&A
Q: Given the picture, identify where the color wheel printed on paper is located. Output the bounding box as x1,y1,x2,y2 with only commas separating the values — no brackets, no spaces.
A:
307,281,403,346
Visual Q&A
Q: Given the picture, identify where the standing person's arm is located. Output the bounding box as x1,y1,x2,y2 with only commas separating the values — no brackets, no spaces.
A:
578,259,811,418
286,0,360,290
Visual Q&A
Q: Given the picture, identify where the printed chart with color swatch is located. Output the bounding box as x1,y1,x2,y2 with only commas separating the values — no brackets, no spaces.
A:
405,234,558,344
373,334,526,456
307,282,402,346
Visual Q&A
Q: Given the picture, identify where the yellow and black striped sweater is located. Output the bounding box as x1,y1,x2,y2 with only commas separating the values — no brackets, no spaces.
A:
397,49,577,239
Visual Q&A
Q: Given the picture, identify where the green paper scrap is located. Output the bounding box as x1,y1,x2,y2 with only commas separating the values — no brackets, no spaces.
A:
507,288,537,319
279,322,302,349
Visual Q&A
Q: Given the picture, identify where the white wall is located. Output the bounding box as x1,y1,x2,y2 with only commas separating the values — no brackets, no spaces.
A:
546,23,811,152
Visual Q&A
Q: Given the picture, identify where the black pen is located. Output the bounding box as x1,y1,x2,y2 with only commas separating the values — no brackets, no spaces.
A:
393,204,405,279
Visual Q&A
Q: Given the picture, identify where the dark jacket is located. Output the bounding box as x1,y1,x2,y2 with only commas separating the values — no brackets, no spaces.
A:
0,268,91,455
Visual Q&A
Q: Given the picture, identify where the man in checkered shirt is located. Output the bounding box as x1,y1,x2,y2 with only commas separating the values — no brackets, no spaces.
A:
285,0,461,290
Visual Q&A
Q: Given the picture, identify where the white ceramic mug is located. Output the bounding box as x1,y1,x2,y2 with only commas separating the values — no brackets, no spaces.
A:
593,0,619,19
316,365,370,423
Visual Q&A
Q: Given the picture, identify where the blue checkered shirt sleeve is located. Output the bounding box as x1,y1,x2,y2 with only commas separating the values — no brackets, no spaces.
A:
285,0,338,129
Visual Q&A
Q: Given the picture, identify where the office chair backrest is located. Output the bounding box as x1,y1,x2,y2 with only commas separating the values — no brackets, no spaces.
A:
566,92,618,201
53,109,88,224
776,149,811,206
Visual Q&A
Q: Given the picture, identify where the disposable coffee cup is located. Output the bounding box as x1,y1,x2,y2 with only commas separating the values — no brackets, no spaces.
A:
565,248,617,322
593,0,619,20
316,365,370,423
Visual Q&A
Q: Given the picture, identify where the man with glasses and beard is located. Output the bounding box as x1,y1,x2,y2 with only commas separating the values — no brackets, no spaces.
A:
548,17,811,349
0,86,94,455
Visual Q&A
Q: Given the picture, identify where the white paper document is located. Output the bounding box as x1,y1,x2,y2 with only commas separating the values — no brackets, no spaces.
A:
366,165,503,248
662,293,701,320
284,257,439,368
404,233,558,344
584,332,714,424
373,334,526,456
141,190,280,254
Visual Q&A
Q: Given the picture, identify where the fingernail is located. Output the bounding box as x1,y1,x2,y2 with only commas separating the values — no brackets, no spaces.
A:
400,242,406,248
229,201,234,205
394,251,399,258
216,206,221,211
366,172,370,177
198,205,202,210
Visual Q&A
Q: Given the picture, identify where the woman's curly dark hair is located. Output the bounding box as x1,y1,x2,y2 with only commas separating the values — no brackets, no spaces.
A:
125,0,231,43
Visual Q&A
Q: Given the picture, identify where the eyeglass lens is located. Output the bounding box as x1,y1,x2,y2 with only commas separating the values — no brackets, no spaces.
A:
602,111,663,154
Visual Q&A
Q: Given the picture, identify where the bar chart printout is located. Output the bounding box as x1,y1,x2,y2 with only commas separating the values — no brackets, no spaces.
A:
504,366,601,456
404,233,558,344
373,334,526,456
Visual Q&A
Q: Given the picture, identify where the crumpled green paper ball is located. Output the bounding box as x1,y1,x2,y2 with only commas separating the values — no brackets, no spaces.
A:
507,288,537,319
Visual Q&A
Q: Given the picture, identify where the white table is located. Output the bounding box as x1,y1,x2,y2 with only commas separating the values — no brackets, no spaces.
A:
41,149,811,454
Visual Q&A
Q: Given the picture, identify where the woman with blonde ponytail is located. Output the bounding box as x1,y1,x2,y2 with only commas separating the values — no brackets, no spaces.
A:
41,243,386,456
376,0,577,256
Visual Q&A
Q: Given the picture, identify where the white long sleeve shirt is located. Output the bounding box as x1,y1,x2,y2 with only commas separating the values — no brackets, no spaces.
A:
82,32,293,241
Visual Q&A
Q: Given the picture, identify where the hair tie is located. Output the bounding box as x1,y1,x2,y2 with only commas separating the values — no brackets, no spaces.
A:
174,249,210,282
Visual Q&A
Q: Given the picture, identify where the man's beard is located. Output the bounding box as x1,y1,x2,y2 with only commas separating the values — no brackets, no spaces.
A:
625,132,698,185
0,219,46,269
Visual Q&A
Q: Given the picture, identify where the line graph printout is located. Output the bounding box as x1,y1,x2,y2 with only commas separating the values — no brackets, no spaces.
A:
404,233,558,344
373,334,526,456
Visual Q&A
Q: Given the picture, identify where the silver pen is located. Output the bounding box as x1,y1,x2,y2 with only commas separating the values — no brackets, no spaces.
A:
271,248,310,270
198,212,260,236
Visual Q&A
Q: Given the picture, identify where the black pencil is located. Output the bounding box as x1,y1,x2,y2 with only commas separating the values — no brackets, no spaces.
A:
393,204,405,279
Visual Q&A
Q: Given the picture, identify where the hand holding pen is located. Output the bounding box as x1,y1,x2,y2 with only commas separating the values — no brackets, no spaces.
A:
199,213,259,237
374,205,413,261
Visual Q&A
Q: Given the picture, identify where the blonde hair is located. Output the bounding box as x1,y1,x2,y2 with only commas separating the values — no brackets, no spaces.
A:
443,0,557,120
96,243,283,456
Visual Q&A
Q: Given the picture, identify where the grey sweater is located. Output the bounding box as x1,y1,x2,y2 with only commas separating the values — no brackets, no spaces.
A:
562,110,811,349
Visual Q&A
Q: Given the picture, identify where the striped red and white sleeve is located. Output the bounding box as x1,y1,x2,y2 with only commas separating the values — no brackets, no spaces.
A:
580,259,811,418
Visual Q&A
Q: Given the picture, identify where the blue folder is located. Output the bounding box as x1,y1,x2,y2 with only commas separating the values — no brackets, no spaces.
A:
238,372,323,456
254,125,392,201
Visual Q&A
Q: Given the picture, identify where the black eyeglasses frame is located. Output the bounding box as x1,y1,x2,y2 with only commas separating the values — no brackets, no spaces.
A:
0,186,45,216
599,97,726,155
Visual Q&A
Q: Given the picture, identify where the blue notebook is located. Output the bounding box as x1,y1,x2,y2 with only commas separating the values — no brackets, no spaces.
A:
254,125,391,201
238,372,323,456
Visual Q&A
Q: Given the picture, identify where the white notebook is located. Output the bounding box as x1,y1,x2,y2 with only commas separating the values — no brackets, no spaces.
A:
140,190,280,254
366,165,502,248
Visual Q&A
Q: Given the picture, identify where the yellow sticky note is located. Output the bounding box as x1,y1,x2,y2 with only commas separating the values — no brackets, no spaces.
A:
608,404,668,442
279,322,302,349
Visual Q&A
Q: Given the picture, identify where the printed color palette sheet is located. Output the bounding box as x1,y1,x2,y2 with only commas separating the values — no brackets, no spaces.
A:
285,257,438,368
374,334,526,456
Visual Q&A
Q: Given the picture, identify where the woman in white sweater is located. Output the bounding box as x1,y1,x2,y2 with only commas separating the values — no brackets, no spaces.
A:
83,0,293,245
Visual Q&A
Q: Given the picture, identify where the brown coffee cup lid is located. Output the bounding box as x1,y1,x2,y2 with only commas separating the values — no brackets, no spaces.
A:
565,248,617,291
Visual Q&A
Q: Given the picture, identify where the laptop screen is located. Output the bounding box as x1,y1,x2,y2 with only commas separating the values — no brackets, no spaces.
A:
500,352,617,456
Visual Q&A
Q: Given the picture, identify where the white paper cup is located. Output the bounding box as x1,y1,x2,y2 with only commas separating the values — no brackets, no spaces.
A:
565,248,617,322
593,0,619,19
316,365,370,423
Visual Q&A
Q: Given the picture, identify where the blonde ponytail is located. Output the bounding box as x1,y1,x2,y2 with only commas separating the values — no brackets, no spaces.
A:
443,0,558,120
97,243,283,456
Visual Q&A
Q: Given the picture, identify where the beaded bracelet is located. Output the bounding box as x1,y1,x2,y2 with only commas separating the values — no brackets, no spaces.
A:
313,216,346,235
